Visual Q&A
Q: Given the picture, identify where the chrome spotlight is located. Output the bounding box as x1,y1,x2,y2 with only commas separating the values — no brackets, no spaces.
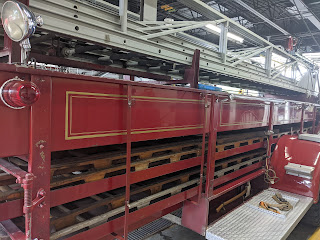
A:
1,0,43,42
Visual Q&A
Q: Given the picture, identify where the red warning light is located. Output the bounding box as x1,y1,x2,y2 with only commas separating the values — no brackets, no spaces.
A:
0,78,40,109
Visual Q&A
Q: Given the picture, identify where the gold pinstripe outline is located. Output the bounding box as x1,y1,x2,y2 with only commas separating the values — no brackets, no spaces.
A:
66,125,203,140
65,91,203,140
67,91,202,102
69,124,201,136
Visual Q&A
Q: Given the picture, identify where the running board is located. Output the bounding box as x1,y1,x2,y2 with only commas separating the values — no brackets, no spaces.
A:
206,188,313,240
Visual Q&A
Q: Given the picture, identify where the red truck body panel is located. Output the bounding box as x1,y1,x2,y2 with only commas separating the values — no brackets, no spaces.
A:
0,66,314,157
272,135,320,202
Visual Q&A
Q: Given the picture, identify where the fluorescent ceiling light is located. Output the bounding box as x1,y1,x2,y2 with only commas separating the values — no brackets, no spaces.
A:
227,32,244,43
303,52,320,58
205,23,221,33
205,24,244,43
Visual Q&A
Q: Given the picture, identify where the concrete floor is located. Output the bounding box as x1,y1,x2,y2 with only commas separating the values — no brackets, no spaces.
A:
146,224,204,240
146,217,318,240
287,222,317,240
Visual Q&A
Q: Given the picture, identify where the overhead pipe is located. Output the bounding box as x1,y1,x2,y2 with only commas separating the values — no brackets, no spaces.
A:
61,45,104,57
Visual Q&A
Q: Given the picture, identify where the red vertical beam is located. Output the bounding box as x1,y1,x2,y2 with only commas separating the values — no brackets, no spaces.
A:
28,75,52,239
181,95,215,235
124,84,132,240
184,49,200,88
191,49,200,88
205,96,220,198
198,93,208,203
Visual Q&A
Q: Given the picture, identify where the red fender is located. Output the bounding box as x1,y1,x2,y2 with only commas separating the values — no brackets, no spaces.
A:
271,135,320,203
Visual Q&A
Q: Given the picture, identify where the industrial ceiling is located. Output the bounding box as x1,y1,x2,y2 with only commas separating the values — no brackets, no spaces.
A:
108,0,320,53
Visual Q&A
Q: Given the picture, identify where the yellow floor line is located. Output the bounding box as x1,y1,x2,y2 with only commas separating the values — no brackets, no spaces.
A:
309,227,320,240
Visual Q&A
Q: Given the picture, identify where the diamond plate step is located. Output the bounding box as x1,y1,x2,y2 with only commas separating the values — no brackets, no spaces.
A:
129,209,182,240
206,188,313,240
128,218,173,240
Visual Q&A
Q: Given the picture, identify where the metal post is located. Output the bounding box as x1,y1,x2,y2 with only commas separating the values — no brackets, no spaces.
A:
23,173,34,240
119,0,128,32
124,84,132,239
141,0,157,21
198,93,208,203
205,96,220,198
20,39,31,64
267,102,274,164
219,22,229,64
139,0,144,21
265,47,273,77
291,64,295,80
268,103,274,132
312,106,317,133
28,75,52,239
300,104,305,133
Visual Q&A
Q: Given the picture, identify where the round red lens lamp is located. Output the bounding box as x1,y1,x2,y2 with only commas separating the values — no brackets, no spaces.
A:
0,77,40,109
